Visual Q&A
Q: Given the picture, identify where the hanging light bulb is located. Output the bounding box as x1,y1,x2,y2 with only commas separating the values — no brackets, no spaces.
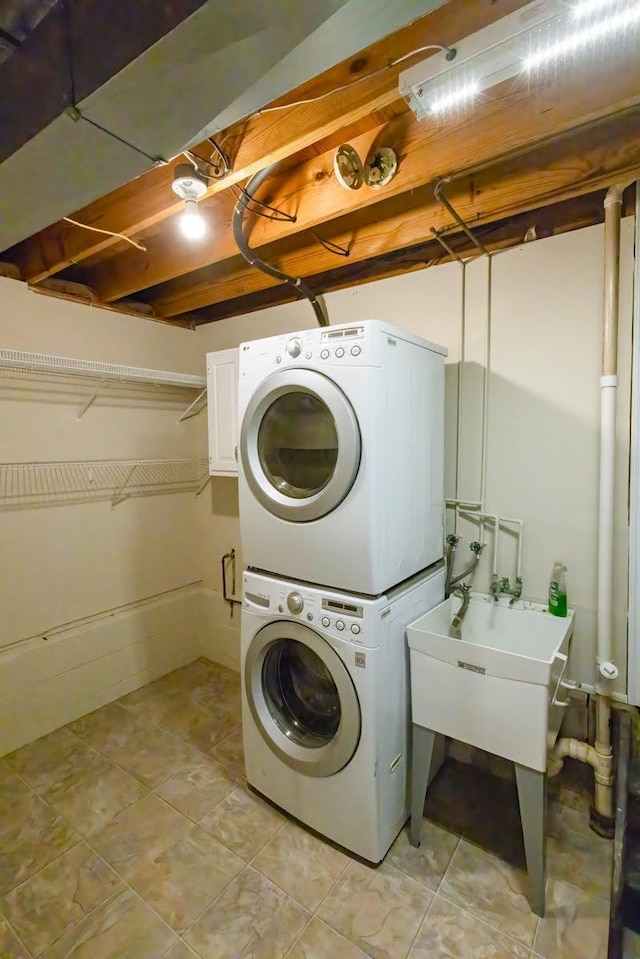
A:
180,198,206,239
171,164,208,240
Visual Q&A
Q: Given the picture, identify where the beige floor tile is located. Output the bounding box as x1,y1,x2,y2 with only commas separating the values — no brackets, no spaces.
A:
132,825,244,934
623,928,640,958
199,785,284,860
438,840,538,948
154,696,242,754
409,895,530,959
68,702,201,788
286,917,369,959
0,766,79,896
41,887,177,959
547,802,613,900
92,793,189,878
386,822,459,892
164,942,201,959
2,841,122,956
155,757,240,822
5,728,97,794
0,762,34,825
318,860,433,959
533,877,609,959
211,729,245,777
253,821,348,911
185,866,308,959
0,912,30,959
43,752,146,837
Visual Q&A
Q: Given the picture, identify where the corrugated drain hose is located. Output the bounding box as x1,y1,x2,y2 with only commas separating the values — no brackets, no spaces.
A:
232,163,329,327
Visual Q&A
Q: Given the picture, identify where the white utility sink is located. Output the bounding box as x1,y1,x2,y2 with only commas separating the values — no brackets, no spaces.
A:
407,594,575,772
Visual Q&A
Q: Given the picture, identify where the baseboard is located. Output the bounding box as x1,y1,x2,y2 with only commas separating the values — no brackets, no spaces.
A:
199,587,240,671
0,585,202,756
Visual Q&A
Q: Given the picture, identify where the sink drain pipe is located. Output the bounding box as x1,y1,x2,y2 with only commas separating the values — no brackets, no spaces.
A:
548,182,632,835
232,163,329,328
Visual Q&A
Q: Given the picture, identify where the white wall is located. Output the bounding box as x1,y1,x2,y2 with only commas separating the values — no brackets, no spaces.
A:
196,221,634,694
0,280,206,752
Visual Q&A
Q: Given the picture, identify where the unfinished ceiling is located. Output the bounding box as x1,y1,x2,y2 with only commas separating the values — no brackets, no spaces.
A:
2,0,640,327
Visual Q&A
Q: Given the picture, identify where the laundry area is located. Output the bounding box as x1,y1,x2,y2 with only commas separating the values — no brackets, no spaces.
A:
1,1,640,957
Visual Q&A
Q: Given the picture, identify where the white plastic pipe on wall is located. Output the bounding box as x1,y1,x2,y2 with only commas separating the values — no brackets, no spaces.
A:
597,184,626,684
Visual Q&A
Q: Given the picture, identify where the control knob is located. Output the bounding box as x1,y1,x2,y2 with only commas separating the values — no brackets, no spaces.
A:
286,337,303,358
287,591,304,614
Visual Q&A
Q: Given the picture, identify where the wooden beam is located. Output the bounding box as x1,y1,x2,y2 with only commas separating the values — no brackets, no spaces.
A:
149,109,640,316
81,47,640,305
183,191,610,325
7,0,527,283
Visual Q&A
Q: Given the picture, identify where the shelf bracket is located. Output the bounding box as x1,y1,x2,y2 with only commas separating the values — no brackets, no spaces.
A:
178,388,207,423
77,379,107,421
195,473,212,498
111,464,138,507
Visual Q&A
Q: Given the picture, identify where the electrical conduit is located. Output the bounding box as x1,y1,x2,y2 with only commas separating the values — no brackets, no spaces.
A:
232,163,329,328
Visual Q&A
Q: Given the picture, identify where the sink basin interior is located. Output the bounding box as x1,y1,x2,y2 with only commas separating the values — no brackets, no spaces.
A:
413,595,574,662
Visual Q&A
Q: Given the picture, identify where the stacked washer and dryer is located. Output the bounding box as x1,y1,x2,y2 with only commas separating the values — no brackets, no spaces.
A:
237,320,447,863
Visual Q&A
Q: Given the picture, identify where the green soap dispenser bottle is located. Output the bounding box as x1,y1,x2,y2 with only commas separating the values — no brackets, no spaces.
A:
549,561,567,617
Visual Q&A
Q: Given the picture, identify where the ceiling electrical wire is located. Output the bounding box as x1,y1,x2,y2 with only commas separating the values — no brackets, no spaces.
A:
63,217,147,252
257,43,456,114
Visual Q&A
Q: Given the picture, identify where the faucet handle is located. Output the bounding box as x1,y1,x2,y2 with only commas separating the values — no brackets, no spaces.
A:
446,533,460,547
469,541,485,555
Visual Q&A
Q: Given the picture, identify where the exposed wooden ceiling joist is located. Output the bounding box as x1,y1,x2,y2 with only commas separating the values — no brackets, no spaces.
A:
5,0,530,284
182,191,614,325
74,48,640,307
150,109,640,318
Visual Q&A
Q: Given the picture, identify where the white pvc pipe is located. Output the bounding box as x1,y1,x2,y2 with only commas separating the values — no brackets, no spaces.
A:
597,184,627,683
597,377,617,670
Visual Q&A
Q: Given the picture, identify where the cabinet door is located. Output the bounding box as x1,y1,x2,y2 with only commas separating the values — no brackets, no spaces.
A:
206,348,239,475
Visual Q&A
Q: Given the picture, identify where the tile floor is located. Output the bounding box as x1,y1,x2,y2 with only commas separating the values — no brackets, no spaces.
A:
0,657,613,959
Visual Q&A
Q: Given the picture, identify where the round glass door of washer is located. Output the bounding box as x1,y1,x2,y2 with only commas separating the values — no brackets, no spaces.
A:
244,621,361,776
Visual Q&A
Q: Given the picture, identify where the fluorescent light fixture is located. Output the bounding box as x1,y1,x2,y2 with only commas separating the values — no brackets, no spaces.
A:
572,0,628,18
525,3,640,69
399,0,640,121
430,81,480,116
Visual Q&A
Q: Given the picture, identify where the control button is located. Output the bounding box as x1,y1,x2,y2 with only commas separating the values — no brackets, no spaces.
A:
320,349,330,359
321,616,330,628
286,337,302,358
306,612,313,621
336,619,345,631
277,604,284,613
351,623,361,635
287,591,304,614
335,347,345,358
305,351,312,359
276,355,282,364
351,345,361,356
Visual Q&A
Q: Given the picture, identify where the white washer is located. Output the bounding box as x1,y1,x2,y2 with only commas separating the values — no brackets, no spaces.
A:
241,563,445,863
238,320,446,596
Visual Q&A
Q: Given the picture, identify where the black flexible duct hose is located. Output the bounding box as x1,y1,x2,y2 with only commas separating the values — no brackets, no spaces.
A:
232,163,329,327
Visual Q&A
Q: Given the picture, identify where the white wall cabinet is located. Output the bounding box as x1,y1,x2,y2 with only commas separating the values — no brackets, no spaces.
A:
207,348,239,475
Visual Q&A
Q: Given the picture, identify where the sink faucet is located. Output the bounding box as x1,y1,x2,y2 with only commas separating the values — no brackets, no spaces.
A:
447,541,485,595
450,583,471,631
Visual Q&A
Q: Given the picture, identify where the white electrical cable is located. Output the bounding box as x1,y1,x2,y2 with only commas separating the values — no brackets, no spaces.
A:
257,44,454,114
63,217,147,252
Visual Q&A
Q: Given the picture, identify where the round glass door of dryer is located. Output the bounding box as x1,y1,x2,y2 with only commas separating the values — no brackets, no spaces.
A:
244,621,361,777
240,368,361,522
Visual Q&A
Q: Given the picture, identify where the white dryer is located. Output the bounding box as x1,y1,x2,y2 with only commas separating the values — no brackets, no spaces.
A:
238,320,446,596
241,563,445,863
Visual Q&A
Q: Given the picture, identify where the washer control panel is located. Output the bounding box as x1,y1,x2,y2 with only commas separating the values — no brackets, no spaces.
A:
239,324,371,375
245,575,376,645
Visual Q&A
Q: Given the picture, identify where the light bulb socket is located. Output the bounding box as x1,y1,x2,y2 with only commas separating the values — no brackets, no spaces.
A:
171,163,208,202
